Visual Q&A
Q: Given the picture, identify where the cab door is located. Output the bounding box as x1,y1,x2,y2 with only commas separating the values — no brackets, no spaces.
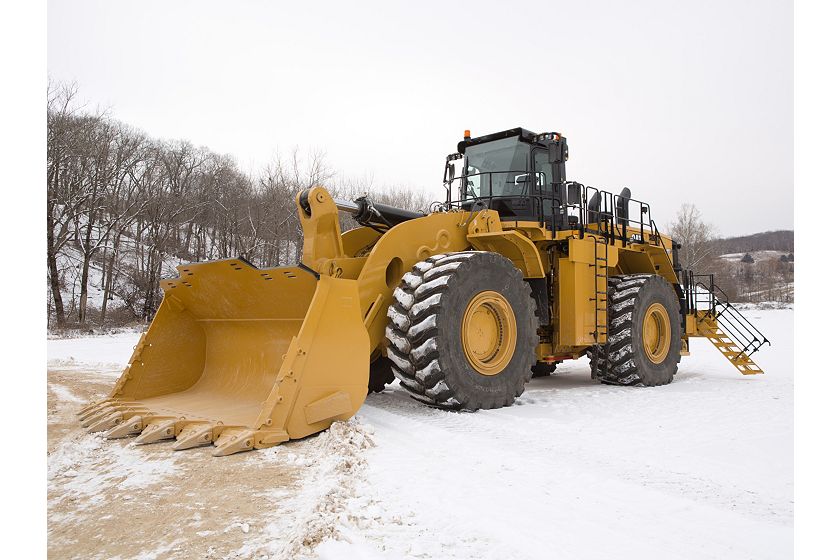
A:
531,147,557,227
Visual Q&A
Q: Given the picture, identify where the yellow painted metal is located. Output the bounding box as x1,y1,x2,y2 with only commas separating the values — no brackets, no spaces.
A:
567,236,618,268
341,226,382,258
80,259,370,455
467,211,545,278
635,244,679,284
553,236,616,349
684,314,699,337
696,316,764,375
642,303,671,364
351,211,472,353
297,188,345,271
460,291,517,376
555,257,595,348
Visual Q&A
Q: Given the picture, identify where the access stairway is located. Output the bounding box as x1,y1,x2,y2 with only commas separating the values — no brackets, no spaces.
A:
684,272,770,375
697,317,765,374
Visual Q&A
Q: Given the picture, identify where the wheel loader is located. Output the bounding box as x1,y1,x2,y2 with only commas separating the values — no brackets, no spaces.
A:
78,127,770,456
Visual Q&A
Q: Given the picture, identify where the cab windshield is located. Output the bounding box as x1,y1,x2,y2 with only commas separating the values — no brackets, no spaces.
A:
463,137,531,199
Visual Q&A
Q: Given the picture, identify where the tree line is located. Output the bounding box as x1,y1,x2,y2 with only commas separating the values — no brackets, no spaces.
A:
711,230,793,255
667,204,794,304
47,82,432,328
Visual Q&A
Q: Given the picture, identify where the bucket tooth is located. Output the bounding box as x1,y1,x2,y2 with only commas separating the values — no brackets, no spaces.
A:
81,407,124,429
77,400,110,417
78,400,141,421
87,411,126,433
80,411,109,428
173,423,215,451
212,428,255,457
80,405,143,428
79,404,116,424
135,418,178,445
105,415,145,439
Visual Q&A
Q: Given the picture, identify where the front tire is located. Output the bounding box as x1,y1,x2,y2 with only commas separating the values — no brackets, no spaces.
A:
385,252,539,410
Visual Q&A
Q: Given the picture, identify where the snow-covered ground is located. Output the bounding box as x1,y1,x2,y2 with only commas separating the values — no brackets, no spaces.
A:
47,308,792,559
47,330,140,375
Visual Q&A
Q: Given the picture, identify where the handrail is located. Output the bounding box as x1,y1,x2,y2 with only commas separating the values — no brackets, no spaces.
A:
445,171,664,249
685,274,771,358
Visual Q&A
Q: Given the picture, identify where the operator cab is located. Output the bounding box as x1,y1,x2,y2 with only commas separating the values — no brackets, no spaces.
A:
448,127,574,229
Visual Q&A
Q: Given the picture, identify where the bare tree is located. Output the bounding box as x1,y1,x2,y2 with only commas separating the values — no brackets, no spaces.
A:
98,126,149,323
47,81,99,326
667,203,716,272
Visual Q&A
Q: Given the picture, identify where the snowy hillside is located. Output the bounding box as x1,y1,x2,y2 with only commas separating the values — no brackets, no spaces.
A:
718,250,791,263
50,227,184,327
47,308,792,559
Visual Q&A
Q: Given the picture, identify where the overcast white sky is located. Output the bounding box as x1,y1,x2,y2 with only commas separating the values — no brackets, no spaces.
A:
48,0,791,237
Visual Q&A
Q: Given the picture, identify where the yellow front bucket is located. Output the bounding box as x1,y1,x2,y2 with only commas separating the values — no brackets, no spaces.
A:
77,258,370,456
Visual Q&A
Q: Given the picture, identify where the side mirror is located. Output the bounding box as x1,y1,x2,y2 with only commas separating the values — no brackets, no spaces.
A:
447,163,455,183
566,182,582,204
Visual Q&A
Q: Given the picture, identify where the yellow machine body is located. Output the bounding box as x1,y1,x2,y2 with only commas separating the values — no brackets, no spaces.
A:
79,186,763,455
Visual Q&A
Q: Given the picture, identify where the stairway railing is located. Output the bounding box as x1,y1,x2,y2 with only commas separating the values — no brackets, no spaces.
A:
683,272,771,360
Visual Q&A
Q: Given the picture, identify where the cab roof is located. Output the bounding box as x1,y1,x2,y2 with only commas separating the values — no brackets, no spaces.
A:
457,127,539,155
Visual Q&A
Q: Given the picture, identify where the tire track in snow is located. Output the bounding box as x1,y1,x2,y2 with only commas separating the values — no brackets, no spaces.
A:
361,394,787,558
364,379,792,525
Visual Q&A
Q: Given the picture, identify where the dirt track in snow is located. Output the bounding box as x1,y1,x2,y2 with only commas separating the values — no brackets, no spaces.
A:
47,368,377,560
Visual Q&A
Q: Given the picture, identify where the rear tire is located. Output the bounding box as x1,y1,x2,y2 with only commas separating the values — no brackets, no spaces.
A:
594,274,682,386
385,252,539,410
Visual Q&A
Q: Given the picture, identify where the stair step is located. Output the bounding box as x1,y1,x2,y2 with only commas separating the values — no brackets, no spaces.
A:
701,325,764,376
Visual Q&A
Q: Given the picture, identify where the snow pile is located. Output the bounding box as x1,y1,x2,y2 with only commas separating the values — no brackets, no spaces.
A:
239,418,383,559
279,419,377,558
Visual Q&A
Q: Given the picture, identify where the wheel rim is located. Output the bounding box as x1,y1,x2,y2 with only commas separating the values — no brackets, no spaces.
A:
461,291,517,376
642,303,671,364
